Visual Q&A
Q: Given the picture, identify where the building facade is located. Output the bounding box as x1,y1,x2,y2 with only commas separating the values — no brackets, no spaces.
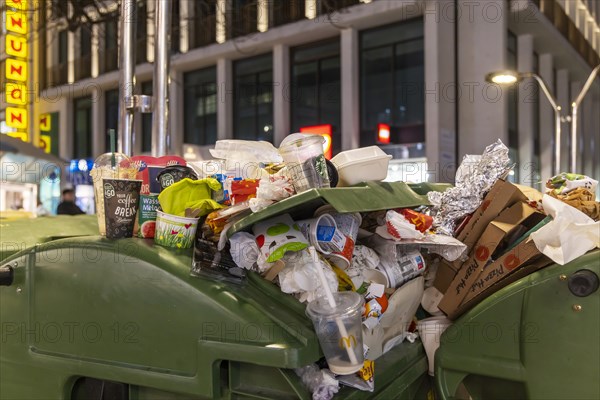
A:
3,0,600,186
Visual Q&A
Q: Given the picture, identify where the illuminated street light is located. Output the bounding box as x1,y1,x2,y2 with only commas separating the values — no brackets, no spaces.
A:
486,70,562,175
487,66,599,174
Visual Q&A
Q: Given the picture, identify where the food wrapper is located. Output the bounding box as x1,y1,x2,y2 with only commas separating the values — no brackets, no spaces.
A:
294,364,339,400
428,139,511,236
249,175,295,212
397,208,433,233
230,179,259,205
375,210,425,240
337,360,375,392
546,172,598,195
531,194,600,265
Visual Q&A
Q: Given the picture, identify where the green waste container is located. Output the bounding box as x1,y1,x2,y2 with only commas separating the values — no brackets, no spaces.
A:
0,217,432,399
435,249,600,400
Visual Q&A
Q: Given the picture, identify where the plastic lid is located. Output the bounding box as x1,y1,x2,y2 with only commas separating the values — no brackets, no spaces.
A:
279,135,324,152
306,291,363,319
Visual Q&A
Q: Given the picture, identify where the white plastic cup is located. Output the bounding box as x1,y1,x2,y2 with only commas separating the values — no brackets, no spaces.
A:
416,316,452,376
306,291,365,375
280,135,330,193
297,215,346,254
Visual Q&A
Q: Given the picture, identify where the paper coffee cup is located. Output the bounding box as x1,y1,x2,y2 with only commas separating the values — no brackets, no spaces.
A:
102,178,142,239
297,214,346,255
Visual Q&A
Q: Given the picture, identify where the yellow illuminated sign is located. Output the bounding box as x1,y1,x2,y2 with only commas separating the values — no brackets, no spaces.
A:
6,58,27,82
6,10,27,35
40,135,52,154
40,114,51,131
5,34,27,58
5,107,28,130
5,82,27,106
7,131,28,142
6,0,27,10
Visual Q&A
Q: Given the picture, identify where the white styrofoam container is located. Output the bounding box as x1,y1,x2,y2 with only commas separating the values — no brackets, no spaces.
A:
331,146,393,187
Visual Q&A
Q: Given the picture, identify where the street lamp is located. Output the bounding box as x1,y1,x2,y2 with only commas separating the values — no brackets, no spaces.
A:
486,70,562,175
487,66,600,175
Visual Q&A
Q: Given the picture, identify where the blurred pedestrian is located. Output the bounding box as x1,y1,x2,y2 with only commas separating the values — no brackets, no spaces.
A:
56,189,85,215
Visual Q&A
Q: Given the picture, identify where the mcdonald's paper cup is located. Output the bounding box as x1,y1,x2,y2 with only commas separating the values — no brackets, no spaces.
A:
297,214,346,255
314,206,362,269
154,211,199,249
306,291,365,375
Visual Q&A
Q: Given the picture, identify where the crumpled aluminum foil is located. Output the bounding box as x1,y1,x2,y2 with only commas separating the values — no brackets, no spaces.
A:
428,139,511,236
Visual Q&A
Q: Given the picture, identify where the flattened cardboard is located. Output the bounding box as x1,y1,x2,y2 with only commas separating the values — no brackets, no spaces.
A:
448,249,553,319
439,202,545,316
463,239,545,303
447,179,528,271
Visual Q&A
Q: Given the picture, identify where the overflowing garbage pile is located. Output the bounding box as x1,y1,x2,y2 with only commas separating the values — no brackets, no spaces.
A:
90,134,600,399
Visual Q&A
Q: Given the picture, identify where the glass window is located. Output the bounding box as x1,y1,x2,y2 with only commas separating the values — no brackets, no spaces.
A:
191,0,217,49
229,0,258,39
58,29,68,64
233,54,274,141
271,0,305,27
291,40,341,154
531,52,541,190
105,89,119,151
137,1,148,64
507,30,518,182
171,0,180,53
141,82,153,152
76,28,92,80
183,67,218,145
360,19,425,149
105,14,119,71
73,97,93,159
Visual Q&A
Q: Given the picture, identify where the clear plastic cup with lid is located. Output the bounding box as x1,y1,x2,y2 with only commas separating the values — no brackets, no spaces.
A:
280,135,330,194
306,291,365,375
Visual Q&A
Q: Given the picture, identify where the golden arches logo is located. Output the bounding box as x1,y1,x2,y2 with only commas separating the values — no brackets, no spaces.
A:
339,335,357,349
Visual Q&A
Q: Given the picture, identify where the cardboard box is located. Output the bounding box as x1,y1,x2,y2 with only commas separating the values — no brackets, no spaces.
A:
438,202,546,317
448,244,553,319
447,179,528,271
433,261,457,293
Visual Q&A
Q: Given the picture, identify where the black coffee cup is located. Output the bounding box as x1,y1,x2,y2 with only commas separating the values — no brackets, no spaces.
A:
103,178,142,239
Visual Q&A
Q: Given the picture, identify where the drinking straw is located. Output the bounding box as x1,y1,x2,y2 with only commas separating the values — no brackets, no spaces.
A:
109,129,116,169
308,246,359,367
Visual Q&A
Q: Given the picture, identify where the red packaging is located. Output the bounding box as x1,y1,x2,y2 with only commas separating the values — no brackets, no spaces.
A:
397,208,433,233
230,179,259,205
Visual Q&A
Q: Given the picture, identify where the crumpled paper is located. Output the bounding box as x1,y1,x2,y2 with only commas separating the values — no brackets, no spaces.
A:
249,174,295,212
278,251,338,303
375,210,425,240
228,232,260,270
294,364,339,400
531,194,600,265
428,139,511,235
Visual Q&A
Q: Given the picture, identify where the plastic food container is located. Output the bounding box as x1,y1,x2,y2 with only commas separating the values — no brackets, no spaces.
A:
331,146,392,187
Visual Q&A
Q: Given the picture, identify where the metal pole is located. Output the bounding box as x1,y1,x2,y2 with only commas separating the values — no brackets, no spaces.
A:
151,0,172,156
554,109,562,176
570,65,599,173
522,73,562,176
118,0,137,156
